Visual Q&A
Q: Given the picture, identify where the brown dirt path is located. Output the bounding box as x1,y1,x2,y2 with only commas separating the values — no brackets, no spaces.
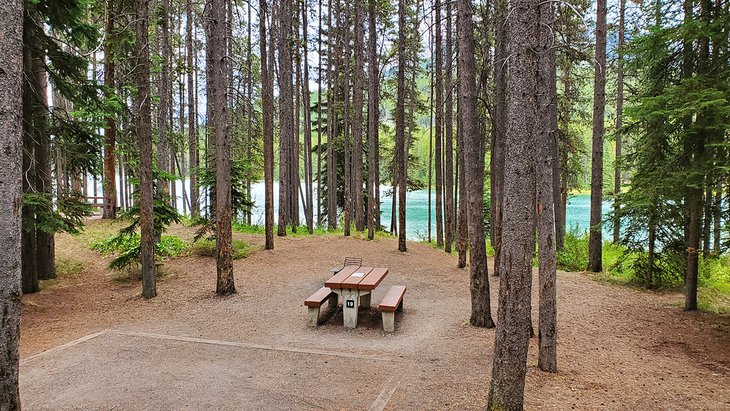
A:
19,220,730,409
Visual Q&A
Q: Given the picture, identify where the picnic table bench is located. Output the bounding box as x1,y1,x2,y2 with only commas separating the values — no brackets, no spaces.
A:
305,264,407,331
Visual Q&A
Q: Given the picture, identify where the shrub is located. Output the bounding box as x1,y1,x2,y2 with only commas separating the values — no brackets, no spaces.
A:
190,238,250,259
92,234,188,270
556,229,589,272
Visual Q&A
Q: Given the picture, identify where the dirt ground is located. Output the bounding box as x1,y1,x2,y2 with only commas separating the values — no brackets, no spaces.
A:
19,219,730,410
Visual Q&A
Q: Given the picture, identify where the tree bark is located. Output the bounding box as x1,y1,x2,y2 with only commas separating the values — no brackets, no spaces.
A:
317,0,323,227
395,0,406,252
713,180,722,252
366,0,379,240
302,0,314,234
702,184,713,256
136,0,156,299
187,0,199,219
326,0,338,231
434,0,444,247
21,11,39,294
490,0,507,276
428,17,434,245
211,0,235,295
587,0,607,273
613,0,625,244
487,0,538,407
685,0,709,311
343,5,352,237
536,0,557,374
458,0,493,328
34,59,54,281
353,0,365,232
102,4,117,220
456,83,467,269
157,0,172,202
278,0,294,237
444,1,454,254
260,0,275,250
0,0,23,405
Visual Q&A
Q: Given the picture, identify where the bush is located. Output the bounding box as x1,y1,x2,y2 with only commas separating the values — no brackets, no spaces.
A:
190,238,251,259
556,229,589,272
92,234,188,270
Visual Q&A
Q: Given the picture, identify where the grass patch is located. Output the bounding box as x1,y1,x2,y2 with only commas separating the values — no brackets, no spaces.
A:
39,257,86,291
190,238,251,259
232,223,266,234
56,257,85,277
555,230,730,313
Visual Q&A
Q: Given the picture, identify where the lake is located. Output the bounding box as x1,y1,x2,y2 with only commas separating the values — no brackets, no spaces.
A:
195,182,612,241
96,179,611,241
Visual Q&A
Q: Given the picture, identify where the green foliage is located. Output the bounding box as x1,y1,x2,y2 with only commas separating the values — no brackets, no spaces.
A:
117,174,183,237
98,172,183,271
22,192,93,235
232,224,266,234
92,234,188,270
196,159,254,223
190,238,250,259
556,228,590,272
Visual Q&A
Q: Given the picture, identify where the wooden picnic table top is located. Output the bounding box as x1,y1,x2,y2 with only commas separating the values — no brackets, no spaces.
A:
324,265,389,291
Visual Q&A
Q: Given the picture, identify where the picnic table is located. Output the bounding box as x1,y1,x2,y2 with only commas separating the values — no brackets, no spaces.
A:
324,265,389,329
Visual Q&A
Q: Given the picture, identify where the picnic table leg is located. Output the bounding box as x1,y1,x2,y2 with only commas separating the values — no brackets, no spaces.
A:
359,292,371,308
342,289,359,328
307,307,320,327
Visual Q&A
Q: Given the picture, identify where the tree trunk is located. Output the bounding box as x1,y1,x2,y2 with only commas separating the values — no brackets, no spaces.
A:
291,6,301,234
343,5,352,237
366,0,379,240
326,0,337,231
647,209,656,289
278,0,293,237
685,0,709,311
490,0,507,276
713,180,722,252
33,45,54,281
353,0,365,232
487,0,538,407
317,0,323,227
443,1,454,254
613,0,625,244
136,0,156,299
434,0,444,248
260,0,275,249
456,85,467,269
211,0,235,295
0,0,23,405
102,4,117,220
536,0,557,374
157,0,172,203
395,0,406,252
21,12,39,294
302,0,314,234
457,0,493,328
702,184,713,256
428,18,434,245
587,0,607,273
187,0,199,219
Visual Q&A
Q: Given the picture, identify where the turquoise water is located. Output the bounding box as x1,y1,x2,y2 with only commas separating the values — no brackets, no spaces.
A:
134,180,612,241
379,189,613,241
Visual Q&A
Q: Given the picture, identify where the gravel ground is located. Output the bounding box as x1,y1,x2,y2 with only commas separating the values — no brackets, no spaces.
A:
19,219,730,410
